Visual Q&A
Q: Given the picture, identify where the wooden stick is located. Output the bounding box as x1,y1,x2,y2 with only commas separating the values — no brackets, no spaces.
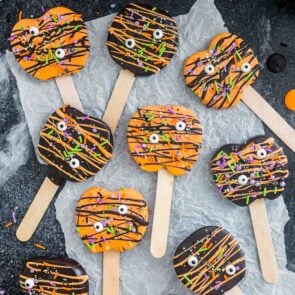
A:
249,198,278,283
225,285,244,295
103,250,120,295
55,75,84,112
242,86,295,152
102,69,135,133
150,169,174,258
16,177,59,242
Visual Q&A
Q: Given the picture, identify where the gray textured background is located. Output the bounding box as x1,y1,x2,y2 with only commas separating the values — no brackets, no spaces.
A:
0,0,294,294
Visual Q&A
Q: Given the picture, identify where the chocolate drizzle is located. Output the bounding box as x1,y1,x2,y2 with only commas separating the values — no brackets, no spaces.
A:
107,3,178,76
38,106,113,182
211,136,289,206
127,105,202,176
184,33,260,109
75,187,149,253
174,226,246,295
10,7,90,80
19,257,89,294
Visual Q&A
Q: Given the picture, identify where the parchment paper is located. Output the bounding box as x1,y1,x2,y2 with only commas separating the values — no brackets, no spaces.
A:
6,0,295,294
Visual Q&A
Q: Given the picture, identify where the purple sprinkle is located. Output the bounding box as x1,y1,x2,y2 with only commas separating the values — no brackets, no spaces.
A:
235,265,240,271
204,274,210,279
49,281,56,286
135,21,140,26
12,211,16,223
92,128,97,133
225,173,230,179
41,5,45,12
91,146,96,151
110,4,116,8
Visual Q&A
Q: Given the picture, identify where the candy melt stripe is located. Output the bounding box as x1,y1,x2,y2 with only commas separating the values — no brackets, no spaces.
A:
10,7,90,80
127,105,202,176
184,33,260,109
211,136,289,206
19,258,89,294
75,187,149,253
173,226,246,295
107,3,178,76
38,106,113,183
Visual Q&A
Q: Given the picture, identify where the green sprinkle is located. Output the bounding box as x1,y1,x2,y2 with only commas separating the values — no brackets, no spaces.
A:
45,55,49,65
145,43,154,48
144,66,150,72
212,43,217,50
161,120,168,126
138,48,145,57
146,22,151,29
108,205,112,210
49,48,53,58
215,174,222,183
229,153,236,167
79,136,83,143
119,187,127,191
107,226,116,235
263,187,267,197
19,25,24,31
86,243,93,249
274,186,278,194
142,137,149,143
100,139,109,146
76,227,80,232
198,247,208,253
52,15,58,22
149,146,154,153
214,80,220,93
94,153,101,157
217,150,225,157
53,54,59,63
246,195,250,205
58,28,62,34
226,93,231,101
74,25,81,30
144,56,151,62
235,50,242,61
245,72,253,81
63,151,68,158
227,163,235,173
216,267,222,272
183,275,192,285
161,134,170,142
218,249,225,258
47,130,54,135
145,112,155,121
152,6,157,11
37,55,42,62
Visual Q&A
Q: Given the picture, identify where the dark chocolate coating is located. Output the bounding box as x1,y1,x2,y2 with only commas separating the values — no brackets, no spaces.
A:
174,226,246,295
19,257,89,294
211,136,289,206
38,105,113,183
107,3,179,76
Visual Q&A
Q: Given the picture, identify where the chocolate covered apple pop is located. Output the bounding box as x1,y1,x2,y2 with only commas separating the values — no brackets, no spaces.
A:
211,136,289,283
127,105,202,257
103,3,179,133
76,187,149,295
10,6,89,110
174,226,246,295
184,32,295,152
16,106,113,241
19,257,89,295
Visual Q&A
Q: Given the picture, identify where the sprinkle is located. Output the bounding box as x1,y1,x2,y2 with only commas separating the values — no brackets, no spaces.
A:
245,195,250,205
76,227,80,232
5,221,13,228
12,211,16,223
149,146,154,153
52,15,58,22
198,247,208,253
218,249,225,258
215,174,222,182
226,93,231,101
41,5,45,12
53,54,59,63
152,6,157,11
274,186,278,194
94,153,101,157
245,72,253,81
74,25,81,31
235,50,242,61
35,243,46,250
161,134,170,142
100,139,109,146
214,80,220,93
263,187,267,197
49,281,56,286
183,275,192,285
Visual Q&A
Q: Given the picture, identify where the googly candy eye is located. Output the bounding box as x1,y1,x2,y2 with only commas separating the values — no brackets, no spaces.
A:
204,64,215,75
118,204,128,215
149,134,159,143
153,29,164,40
241,62,251,73
24,278,35,289
238,175,248,185
93,222,104,232
187,255,199,267
70,158,80,169
225,264,236,276
57,121,67,132
256,148,267,159
29,26,39,36
125,38,136,49
175,121,186,131
55,48,65,59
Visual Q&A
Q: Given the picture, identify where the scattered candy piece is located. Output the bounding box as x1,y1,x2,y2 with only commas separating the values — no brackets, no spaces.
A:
285,89,295,111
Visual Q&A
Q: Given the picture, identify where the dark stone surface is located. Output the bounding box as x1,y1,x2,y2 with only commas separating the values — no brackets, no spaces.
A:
0,0,294,294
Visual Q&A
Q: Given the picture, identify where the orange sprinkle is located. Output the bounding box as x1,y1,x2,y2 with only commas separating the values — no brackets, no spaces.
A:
5,221,13,228
35,243,47,250
18,10,23,21
285,89,295,111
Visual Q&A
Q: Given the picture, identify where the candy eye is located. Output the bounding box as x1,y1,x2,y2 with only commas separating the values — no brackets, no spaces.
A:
153,29,164,40
29,26,39,36
149,134,159,143
125,38,136,49
225,264,236,276
238,175,248,185
69,158,80,169
241,62,251,73
55,48,65,59
57,121,67,132
256,148,267,159
93,222,104,232
24,278,35,289
118,204,128,215
175,121,186,131
188,256,199,267
205,64,215,75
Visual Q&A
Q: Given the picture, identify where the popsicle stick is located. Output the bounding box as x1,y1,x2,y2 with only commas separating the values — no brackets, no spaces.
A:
150,169,174,258
249,198,278,283
225,285,244,295
55,75,84,112
16,177,59,242
242,86,295,152
102,69,135,133
103,250,120,295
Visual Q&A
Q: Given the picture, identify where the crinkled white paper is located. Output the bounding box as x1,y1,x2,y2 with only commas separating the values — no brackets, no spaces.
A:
6,0,295,294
